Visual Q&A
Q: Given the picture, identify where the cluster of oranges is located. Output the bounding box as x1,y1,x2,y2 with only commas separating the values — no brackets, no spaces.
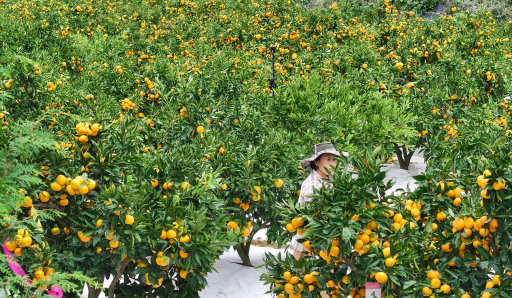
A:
47,174,97,199
226,220,251,237
74,122,101,143
5,229,34,257
276,270,319,298
121,98,136,110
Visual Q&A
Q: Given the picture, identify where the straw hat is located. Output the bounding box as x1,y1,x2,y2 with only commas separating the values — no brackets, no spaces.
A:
299,142,347,170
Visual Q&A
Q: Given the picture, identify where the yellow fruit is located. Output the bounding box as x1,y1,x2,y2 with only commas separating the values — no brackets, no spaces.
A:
493,275,501,286
342,275,351,284
430,278,441,288
167,230,177,239
151,180,159,188
291,217,304,228
56,175,67,185
109,240,119,248
79,135,88,143
493,178,505,190
179,250,189,258
242,228,250,237
179,269,189,279
375,272,388,283
286,223,297,232
125,214,134,225
485,281,494,289
385,258,395,267
483,169,492,177
5,241,16,252
453,218,464,231
411,208,420,217
304,274,315,284
284,283,294,294
22,197,33,207
289,276,299,285
382,247,390,258
39,191,50,202
283,271,292,281
464,217,475,229
233,198,240,204
70,179,81,190
35,269,45,278
14,247,22,256
22,237,32,247
180,182,190,191
427,270,439,279
88,180,96,190
481,189,491,199
79,185,89,194
393,214,403,223
422,287,432,295
227,221,239,231
452,187,462,198
179,235,190,243
59,199,69,206
453,198,461,206
274,179,283,187
51,227,60,235
440,284,450,293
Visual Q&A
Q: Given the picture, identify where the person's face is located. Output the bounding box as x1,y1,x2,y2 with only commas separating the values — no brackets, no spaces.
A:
315,153,337,176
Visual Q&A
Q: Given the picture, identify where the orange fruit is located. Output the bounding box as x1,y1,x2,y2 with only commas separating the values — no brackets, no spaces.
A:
289,276,299,285
167,230,177,239
284,283,294,294
14,247,22,256
291,217,304,228
440,284,450,293
422,287,432,295
227,221,239,231
22,237,32,247
283,271,292,281
109,240,119,248
39,191,50,202
464,217,474,229
481,189,491,199
430,278,440,288
179,250,188,258
452,218,464,231
286,223,297,232
375,272,388,283
159,230,168,239
6,241,16,252
493,178,505,190
179,269,188,279
179,235,190,243
35,269,45,278
385,258,395,267
125,214,134,225
304,274,315,284
22,197,33,208
427,270,439,279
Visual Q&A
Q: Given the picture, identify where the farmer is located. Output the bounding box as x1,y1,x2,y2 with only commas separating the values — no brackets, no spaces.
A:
292,142,346,260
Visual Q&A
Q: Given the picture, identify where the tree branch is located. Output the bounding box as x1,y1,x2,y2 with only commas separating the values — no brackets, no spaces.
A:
108,258,131,298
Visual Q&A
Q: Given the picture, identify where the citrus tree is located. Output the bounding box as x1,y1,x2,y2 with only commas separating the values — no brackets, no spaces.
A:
0,116,94,297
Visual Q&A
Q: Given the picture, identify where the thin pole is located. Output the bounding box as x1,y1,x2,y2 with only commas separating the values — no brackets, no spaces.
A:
270,46,276,97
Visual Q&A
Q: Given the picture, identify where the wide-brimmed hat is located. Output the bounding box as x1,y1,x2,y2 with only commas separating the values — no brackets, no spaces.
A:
300,142,347,170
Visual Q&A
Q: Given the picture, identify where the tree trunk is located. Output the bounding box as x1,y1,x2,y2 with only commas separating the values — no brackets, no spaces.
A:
108,259,130,298
236,240,253,267
395,146,415,170
87,273,105,298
